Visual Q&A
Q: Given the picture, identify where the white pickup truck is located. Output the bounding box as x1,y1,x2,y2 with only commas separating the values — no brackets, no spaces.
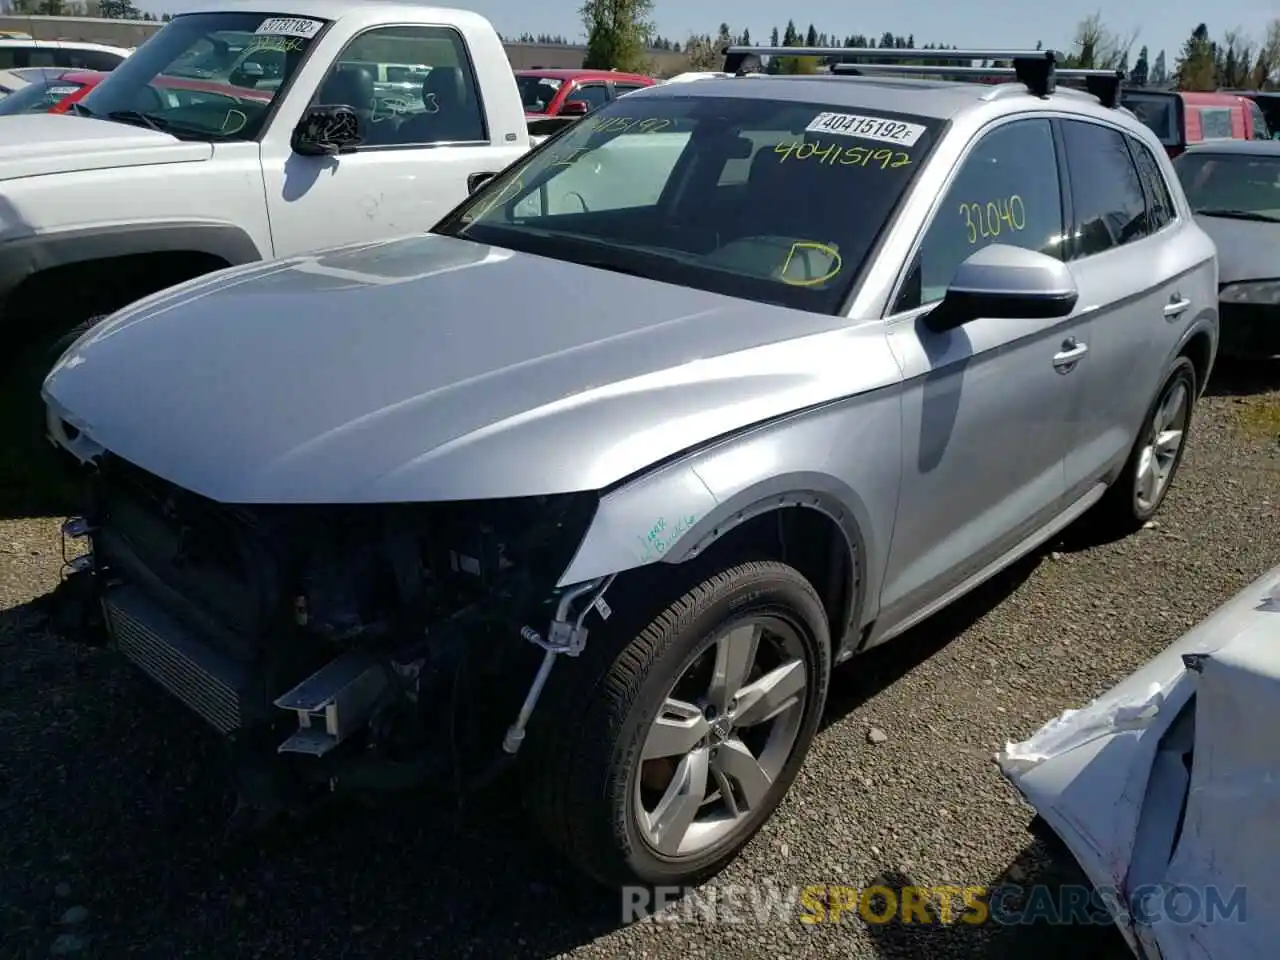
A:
0,0,533,337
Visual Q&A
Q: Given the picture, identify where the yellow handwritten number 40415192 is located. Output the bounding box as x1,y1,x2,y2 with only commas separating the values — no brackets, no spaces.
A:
774,139,911,169
959,195,1026,244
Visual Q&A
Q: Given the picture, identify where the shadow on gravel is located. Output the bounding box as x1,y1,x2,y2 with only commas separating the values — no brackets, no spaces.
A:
1204,357,1280,398
859,853,1135,959
0,551,1061,959
821,551,1040,730
0,597,628,959
0,335,80,522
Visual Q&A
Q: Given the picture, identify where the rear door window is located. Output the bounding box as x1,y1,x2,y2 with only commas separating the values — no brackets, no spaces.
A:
1198,107,1234,140
1246,101,1270,139
65,49,125,71
1060,120,1150,258
1128,137,1177,231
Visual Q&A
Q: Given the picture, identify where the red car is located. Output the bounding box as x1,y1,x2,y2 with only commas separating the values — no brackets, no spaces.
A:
1120,89,1271,158
515,68,654,121
47,69,273,114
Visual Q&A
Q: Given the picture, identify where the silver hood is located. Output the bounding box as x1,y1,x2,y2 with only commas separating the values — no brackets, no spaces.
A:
1194,214,1280,284
0,114,209,180
44,234,867,504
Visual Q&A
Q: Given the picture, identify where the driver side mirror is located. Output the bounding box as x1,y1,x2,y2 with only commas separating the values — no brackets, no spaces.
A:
925,244,1078,333
560,99,590,116
230,60,264,87
291,104,363,157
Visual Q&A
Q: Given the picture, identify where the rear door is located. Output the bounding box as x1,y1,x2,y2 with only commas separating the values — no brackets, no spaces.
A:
877,117,1079,619
1056,119,1210,499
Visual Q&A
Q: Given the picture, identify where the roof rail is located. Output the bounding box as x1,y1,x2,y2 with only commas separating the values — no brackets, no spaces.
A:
722,45,1125,107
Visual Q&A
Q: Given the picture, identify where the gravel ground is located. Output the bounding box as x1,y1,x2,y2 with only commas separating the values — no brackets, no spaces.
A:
2,362,1278,960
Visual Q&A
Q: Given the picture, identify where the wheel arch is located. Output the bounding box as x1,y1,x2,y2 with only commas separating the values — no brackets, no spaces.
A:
0,221,263,321
1177,326,1214,397
558,465,875,662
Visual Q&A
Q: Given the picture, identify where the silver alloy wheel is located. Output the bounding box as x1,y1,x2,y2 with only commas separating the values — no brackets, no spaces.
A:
634,617,808,858
1135,378,1189,512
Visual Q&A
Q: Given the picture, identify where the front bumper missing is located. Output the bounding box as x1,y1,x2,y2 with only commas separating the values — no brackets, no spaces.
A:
62,514,617,776
106,582,253,735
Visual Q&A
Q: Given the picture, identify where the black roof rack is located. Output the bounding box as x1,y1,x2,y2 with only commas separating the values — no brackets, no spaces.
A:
721,46,1126,107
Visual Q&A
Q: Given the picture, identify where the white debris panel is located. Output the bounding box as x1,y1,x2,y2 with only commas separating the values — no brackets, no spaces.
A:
996,566,1280,959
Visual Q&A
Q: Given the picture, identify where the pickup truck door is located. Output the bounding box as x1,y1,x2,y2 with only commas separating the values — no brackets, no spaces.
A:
260,24,527,256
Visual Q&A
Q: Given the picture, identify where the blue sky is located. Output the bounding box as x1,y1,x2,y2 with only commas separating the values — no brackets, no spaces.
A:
142,0,1279,69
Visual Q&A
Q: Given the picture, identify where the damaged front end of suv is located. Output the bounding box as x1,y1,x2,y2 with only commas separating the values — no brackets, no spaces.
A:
57,447,607,826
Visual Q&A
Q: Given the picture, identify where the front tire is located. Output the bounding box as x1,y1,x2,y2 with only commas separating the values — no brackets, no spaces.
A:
529,561,831,889
1091,356,1197,535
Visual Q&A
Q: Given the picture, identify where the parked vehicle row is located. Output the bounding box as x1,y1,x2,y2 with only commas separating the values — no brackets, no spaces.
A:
0,1,533,347
1122,87,1274,156
39,40,1220,892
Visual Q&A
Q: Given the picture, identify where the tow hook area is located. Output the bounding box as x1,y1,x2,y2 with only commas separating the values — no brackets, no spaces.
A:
51,516,105,645
273,653,391,757
502,574,615,756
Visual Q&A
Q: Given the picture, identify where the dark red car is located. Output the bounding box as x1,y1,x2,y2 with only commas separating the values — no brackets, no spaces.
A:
46,69,272,115
515,68,654,121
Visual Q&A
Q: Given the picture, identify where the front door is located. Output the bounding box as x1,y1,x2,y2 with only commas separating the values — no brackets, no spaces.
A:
878,117,1085,619
261,24,524,257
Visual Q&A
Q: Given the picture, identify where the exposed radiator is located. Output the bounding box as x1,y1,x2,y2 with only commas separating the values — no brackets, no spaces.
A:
105,584,253,735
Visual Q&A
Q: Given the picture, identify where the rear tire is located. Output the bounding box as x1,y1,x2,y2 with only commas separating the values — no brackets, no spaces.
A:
1089,356,1197,536
527,561,831,889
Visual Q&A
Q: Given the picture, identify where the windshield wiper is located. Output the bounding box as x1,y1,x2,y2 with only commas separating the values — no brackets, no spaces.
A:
105,109,170,133
68,101,95,118
1196,208,1280,223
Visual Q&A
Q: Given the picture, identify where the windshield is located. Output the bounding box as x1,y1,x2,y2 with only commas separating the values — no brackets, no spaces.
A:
78,12,328,141
0,76,85,115
436,95,941,313
1122,92,1181,146
517,74,562,114
1175,152,1280,220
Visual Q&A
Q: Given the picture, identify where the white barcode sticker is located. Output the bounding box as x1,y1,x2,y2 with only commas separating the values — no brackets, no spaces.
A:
804,112,926,147
254,16,324,38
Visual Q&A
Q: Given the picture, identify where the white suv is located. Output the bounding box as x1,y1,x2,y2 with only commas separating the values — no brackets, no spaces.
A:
0,38,132,72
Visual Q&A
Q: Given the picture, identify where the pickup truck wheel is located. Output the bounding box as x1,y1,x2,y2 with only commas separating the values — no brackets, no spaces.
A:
529,561,831,889
1091,356,1197,535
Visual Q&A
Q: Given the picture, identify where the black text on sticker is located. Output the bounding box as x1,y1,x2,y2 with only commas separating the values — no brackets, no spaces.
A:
804,112,926,147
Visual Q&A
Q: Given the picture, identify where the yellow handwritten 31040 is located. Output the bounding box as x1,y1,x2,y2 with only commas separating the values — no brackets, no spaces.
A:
959,195,1026,244
774,140,911,169
780,241,842,287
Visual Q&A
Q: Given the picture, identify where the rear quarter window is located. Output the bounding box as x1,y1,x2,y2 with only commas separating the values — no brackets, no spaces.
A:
1198,107,1235,140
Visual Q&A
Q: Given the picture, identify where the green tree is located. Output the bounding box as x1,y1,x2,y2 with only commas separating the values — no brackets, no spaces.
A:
580,0,654,72
1151,49,1168,84
1175,23,1216,90
98,0,141,17
1131,45,1149,85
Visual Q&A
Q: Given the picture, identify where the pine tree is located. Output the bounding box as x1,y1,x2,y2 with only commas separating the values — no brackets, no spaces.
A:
1174,24,1215,90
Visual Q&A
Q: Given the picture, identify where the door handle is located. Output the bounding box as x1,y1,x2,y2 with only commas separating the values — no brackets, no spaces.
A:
1052,338,1089,372
1163,296,1191,319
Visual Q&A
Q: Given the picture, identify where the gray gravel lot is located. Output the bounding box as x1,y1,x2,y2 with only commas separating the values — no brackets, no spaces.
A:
2,363,1278,960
